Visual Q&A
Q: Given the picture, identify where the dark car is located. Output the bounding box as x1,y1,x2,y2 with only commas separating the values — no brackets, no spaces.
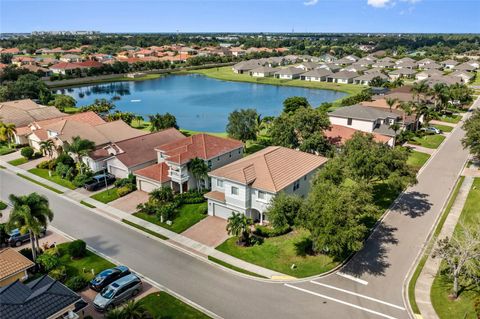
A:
8,227,46,247
90,266,131,291
84,173,116,191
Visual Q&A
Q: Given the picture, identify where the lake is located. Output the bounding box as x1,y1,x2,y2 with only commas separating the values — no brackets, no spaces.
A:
57,74,347,132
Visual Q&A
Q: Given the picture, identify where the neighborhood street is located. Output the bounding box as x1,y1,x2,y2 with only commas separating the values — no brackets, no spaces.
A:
0,102,474,319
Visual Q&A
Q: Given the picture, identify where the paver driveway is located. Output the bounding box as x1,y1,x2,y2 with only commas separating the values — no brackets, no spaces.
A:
181,216,229,247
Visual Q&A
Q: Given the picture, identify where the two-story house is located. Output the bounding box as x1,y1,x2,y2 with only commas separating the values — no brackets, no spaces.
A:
134,134,244,193
204,146,327,223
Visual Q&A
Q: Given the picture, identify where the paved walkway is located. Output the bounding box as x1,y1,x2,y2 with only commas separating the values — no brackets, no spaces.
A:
414,176,474,319
403,143,436,155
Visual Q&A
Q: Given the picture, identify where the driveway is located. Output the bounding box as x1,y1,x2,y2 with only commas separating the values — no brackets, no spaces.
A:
110,190,149,213
181,216,229,247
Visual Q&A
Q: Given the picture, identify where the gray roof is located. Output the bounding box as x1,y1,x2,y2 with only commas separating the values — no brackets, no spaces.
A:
329,104,399,122
355,72,388,81
389,68,417,75
373,61,394,68
424,75,462,86
395,61,417,68
250,66,279,73
373,123,396,137
0,275,81,319
345,64,368,72
233,60,260,71
396,57,416,64
441,59,459,66
455,62,476,71
319,63,341,71
300,61,319,68
335,57,355,65
417,69,443,77
422,62,442,69
301,69,333,78
274,67,305,76
328,70,358,79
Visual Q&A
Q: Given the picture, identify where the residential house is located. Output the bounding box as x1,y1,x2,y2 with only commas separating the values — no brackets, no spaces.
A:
249,66,279,77
205,146,327,222
274,67,305,80
320,53,336,63
300,69,332,82
343,64,367,73
441,59,459,70
423,75,462,87
335,57,355,66
317,63,341,73
326,70,358,84
451,70,474,83
388,68,417,80
297,62,319,71
0,275,86,319
135,134,244,193
394,61,417,70
372,61,395,69
356,58,375,67
415,69,443,81
395,57,416,65
0,249,34,287
59,54,82,63
230,47,246,57
421,62,442,70
353,72,388,85
455,62,477,72
232,61,260,74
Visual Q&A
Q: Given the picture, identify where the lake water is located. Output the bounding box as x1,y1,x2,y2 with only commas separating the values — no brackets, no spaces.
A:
58,74,347,132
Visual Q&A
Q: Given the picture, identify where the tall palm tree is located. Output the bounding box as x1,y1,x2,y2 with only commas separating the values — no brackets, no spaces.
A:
63,136,95,173
0,121,16,149
226,212,253,245
120,300,148,319
187,157,209,190
385,97,398,112
6,193,54,261
39,139,55,158
150,186,174,203
430,83,447,111
412,80,429,104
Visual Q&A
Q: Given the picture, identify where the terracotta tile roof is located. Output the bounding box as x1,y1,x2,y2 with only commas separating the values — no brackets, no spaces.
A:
0,248,34,281
325,124,392,145
49,62,87,70
204,190,226,203
76,60,103,68
209,146,327,193
115,128,185,167
134,162,170,183
156,134,244,165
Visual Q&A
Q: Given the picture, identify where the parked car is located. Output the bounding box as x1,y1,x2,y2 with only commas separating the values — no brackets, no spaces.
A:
84,173,116,191
421,126,441,134
8,227,46,247
89,266,131,291
93,274,142,312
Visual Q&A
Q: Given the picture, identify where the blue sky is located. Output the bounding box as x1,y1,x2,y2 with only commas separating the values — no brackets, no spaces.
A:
1,0,479,33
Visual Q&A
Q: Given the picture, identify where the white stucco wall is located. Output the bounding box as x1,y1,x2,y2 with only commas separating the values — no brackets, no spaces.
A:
329,116,375,133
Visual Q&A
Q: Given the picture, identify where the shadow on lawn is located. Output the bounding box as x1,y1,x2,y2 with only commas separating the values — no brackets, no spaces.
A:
341,223,399,277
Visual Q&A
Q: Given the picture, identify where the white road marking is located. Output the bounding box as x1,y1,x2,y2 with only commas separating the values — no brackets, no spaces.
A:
284,284,399,319
336,272,369,285
309,281,406,311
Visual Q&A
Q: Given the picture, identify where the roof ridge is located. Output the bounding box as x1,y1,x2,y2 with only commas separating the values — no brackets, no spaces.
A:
262,147,278,191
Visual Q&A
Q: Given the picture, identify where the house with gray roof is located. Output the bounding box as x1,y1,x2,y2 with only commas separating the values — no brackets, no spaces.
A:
343,64,368,73
326,70,358,84
423,75,462,87
274,67,305,80
298,61,319,71
450,70,474,83
356,58,375,67
335,57,355,66
354,72,388,85
232,60,261,74
421,62,442,70
372,61,395,69
389,68,417,80
395,57,416,65
394,61,417,70
328,104,400,138
0,275,86,319
454,62,477,72
300,69,333,82
318,63,341,72
249,66,279,77
415,69,443,81
441,59,459,70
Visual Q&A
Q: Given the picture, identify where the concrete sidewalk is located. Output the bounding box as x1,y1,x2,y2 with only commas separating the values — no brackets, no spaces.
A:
414,175,474,319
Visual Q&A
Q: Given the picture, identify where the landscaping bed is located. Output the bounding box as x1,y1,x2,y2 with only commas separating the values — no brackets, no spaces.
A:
438,114,462,124
140,292,210,319
216,228,339,278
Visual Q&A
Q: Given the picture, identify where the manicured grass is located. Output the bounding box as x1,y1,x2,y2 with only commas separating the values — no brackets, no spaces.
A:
408,176,465,314
431,178,480,319
130,119,151,131
0,201,7,210
57,242,115,281
432,124,453,133
80,200,96,208
180,129,228,138
216,229,339,278
140,292,210,319
0,145,16,155
407,151,431,171
8,157,28,166
208,256,267,278
410,134,446,149
471,72,480,85
63,107,80,114
122,219,168,240
133,202,207,233
90,188,119,203
17,173,63,194
188,67,364,100
438,114,462,124
28,168,77,190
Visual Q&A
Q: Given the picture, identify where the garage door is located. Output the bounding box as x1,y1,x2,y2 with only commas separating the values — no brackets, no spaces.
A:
213,203,234,220
109,165,128,179
139,180,159,193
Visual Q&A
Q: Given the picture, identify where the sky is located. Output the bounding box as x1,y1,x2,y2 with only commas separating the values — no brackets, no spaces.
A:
1,0,479,34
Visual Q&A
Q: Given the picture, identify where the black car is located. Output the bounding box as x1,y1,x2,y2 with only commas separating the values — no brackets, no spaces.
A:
84,173,116,191
8,227,47,247
90,266,131,291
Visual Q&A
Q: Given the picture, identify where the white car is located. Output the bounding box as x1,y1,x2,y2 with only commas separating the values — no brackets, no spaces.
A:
421,126,441,134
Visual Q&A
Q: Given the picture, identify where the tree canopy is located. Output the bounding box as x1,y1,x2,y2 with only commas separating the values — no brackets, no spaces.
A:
226,108,259,143
282,96,310,114
462,110,480,158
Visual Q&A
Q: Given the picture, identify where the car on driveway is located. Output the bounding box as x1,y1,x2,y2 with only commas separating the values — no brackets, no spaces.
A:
421,126,442,134
93,273,142,312
89,266,131,291
84,173,116,191
8,227,46,247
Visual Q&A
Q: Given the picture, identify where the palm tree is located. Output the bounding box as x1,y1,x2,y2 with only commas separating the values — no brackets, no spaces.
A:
148,114,161,132
226,212,253,245
412,80,429,104
104,307,124,319
6,193,54,261
187,157,209,190
385,97,398,112
120,300,148,319
0,121,16,149
150,186,174,203
430,83,447,111
63,136,95,173
39,139,55,158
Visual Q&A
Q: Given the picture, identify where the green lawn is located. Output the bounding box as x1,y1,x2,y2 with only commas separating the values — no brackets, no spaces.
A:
438,114,462,124
432,124,453,133
410,134,446,149
188,67,364,102
133,202,207,233
63,107,80,114
471,72,480,85
57,241,115,281
0,144,16,155
8,158,28,166
140,292,210,319
28,168,77,190
17,173,63,194
90,188,119,203
431,178,480,319
180,129,228,138
207,256,267,278
216,229,339,278
407,151,431,171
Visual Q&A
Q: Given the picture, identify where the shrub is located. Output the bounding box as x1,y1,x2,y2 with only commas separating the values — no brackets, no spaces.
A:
55,162,76,180
33,152,43,159
48,265,66,281
254,225,291,238
156,203,177,222
55,153,75,167
65,276,88,291
21,146,34,159
68,240,87,258
175,190,205,204
474,298,480,318
114,174,136,188
37,159,56,170
117,183,135,197
73,172,93,187
36,252,60,272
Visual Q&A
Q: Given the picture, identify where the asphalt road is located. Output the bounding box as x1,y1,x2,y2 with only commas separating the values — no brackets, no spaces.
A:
0,105,474,319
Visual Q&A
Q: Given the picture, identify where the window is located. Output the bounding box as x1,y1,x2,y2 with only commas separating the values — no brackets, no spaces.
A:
208,160,212,169
231,186,239,195
238,149,241,154
258,191,266,200
293,180,300,191
229,152,232,158
304,176,307,181
347,118,353,126
217,156,220,161
217,179,223,187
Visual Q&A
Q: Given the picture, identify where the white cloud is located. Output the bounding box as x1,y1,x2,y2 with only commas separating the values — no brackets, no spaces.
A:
367,0,392,7
304,0,319,6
